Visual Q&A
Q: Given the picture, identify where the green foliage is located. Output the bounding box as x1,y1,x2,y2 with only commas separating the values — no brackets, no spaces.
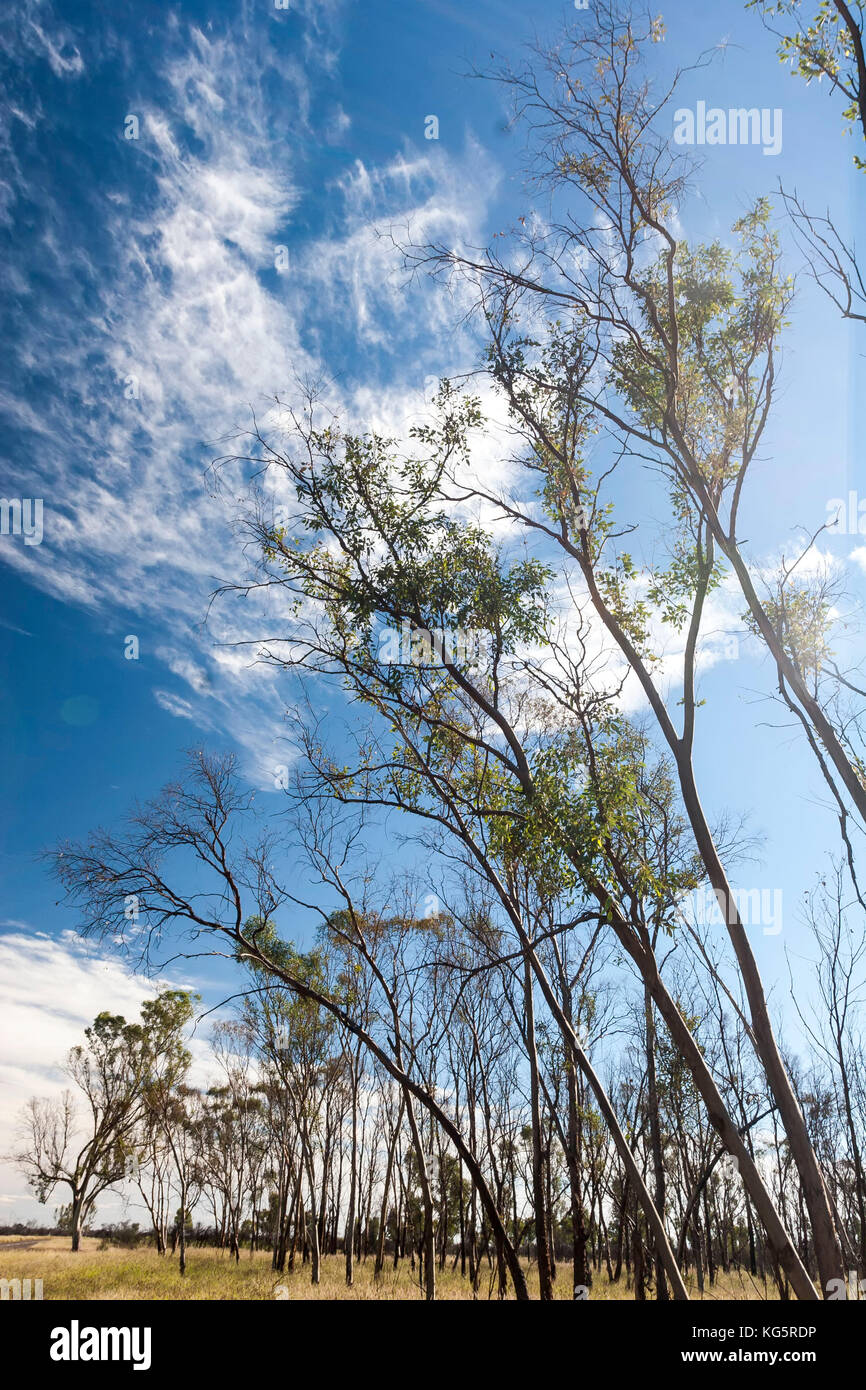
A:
743,582,834,683
265,384,554,701
749,0,866,167
240,915,339,1045
612,203,792,496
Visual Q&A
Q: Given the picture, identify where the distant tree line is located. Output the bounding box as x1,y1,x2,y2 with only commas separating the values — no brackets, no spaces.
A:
13,845,866,1301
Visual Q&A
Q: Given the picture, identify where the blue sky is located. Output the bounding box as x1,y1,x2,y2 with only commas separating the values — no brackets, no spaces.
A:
0,0,863,1220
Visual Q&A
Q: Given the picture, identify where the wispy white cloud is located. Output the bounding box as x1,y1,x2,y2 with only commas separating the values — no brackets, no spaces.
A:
0,11,502,785
153,689,198,722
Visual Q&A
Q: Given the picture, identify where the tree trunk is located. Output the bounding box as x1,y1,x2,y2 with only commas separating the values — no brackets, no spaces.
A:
70,1191,84,1253
345,1060,358,1288
179,1187,187,1278
524,954,554,1300
644,984,669,1301
673,746,844,1294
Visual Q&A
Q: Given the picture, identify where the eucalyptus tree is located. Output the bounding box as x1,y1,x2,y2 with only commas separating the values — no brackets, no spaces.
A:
242,997,302,1273
539,910,613,1294
795,866,866,1263
135,990,200,1273
48,752,531,1299
236,933,339,1284
274,621,693,1294
373,1082,405,1280
220,374,816,1295
394,2,850,1289
133,1119,173,1255
202,1026,265,1266
428,905,530,1296
409,7,866,853
13,997,187,1251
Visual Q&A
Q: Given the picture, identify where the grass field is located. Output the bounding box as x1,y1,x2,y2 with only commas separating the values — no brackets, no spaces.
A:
0,1236,783,1300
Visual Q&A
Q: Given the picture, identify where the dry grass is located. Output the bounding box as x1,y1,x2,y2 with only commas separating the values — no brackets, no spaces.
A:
0,1237,783,1300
